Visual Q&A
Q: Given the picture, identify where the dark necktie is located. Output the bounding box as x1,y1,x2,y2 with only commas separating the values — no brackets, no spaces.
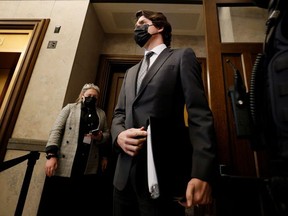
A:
137,51,154,93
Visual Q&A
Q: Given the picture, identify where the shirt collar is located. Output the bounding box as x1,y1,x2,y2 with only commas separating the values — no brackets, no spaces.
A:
144,44,167,56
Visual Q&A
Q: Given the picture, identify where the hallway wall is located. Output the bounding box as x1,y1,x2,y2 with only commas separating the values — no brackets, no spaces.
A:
0,1,93,215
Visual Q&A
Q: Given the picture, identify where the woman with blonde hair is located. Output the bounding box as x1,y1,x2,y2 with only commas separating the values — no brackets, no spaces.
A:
38,83,111,215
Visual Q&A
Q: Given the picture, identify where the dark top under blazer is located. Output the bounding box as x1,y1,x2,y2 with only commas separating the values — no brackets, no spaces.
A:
111,47,216,196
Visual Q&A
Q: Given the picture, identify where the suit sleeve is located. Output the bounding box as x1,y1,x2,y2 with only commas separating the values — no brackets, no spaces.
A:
180,48,217,182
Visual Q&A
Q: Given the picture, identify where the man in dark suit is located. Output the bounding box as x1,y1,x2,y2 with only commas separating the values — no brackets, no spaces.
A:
111,10,217,216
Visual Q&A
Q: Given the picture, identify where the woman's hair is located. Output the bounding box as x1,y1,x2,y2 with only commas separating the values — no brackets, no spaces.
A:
135,10,172,47
76,83,100,103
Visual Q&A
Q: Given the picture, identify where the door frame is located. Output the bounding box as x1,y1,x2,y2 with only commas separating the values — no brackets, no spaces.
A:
95,54,141,110
0,19,50,162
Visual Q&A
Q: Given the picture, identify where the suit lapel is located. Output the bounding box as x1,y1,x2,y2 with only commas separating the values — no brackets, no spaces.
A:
137,48,173,95
126,62,141,99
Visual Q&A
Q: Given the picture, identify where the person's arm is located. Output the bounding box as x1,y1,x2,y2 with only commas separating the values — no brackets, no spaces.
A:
110,70,147,157
44,104,71,176
45,155,58,177
180,48,217,206
181,48,217,181
45,145,58,156
95,109,111,171
97,109,110,144
46,104,72,150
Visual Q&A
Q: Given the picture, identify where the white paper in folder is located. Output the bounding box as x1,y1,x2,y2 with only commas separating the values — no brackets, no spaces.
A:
147,124,160,199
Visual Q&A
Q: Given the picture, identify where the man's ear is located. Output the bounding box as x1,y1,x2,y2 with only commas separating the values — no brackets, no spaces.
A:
157,27,164,33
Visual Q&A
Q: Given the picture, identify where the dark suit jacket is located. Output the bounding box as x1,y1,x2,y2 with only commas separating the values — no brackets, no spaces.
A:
111,47,216,197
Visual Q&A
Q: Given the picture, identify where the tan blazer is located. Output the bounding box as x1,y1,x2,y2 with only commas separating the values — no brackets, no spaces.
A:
46,102,110,177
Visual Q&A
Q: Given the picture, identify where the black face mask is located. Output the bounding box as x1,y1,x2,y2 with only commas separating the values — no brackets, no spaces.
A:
83,97,97,108
134,24,152,47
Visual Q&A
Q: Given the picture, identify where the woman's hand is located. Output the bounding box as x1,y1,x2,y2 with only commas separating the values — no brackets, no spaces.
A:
91,130,103,141
45,157,58,177
101,157,108,171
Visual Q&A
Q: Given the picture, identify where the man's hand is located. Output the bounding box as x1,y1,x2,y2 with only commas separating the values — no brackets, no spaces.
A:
117,127,147,156
179,178,212,208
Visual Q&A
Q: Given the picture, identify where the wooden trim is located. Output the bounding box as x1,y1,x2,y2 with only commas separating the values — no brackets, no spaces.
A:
7,138,46,152
95,54,141,109
221,43,263,53
215,0,254,6
0,19,50,162
203,0,233,165
90,0,203,4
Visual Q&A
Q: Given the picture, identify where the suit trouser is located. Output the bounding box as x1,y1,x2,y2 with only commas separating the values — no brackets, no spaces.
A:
112,162,185,216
